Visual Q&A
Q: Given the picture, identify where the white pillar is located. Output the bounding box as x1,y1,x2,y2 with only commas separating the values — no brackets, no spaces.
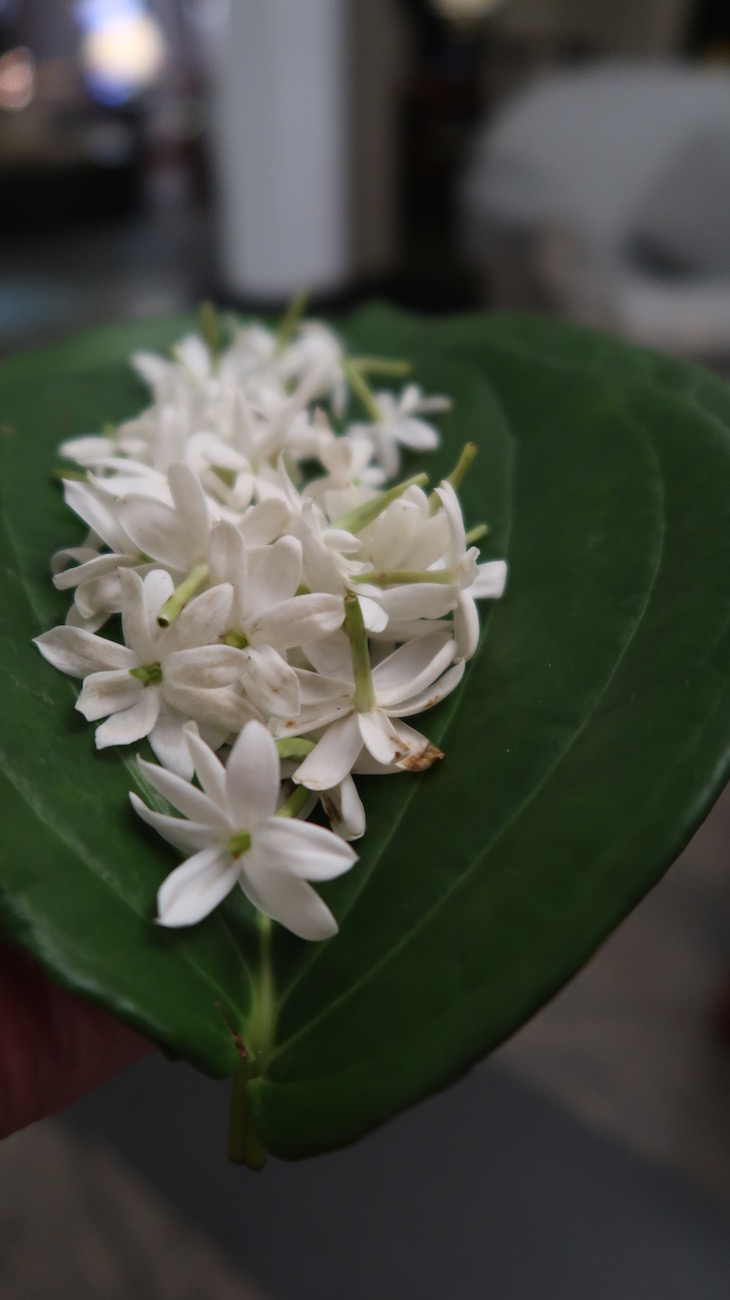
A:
210,0,351,300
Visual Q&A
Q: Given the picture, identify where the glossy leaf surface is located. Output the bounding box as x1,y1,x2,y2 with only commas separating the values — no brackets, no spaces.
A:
1,307,730,1159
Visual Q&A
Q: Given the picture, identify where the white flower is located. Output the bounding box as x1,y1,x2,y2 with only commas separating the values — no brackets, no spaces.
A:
34,570,257,776
131,721,357,939
434,482,507,660
352,384,451,480
272,607,464,790
278,322,349,417
208,522,345,716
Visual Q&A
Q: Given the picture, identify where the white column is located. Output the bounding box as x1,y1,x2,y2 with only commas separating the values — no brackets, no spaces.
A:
210,0,351,300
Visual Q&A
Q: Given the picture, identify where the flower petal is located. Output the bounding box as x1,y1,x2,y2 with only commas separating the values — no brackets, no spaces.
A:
225,720,280,826
157,846,240,928
246,536,302,617
129,793,216,853
372,632,454,706
137,755,231,829
320,773,366,841
255,817,358,878
34,626,135,677
388,659,465,717
249,593,345,651
148,707,196,778
240,644,300,717
293,714,362,790
76,669,142,722
240,859,338,941
95,687,161,749
471,560,508,600
159,584,233,654
164,644,248,690
356,709,406,766
183,724,230,813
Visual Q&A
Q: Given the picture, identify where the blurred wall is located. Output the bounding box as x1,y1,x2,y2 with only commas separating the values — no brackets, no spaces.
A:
498,0,692,54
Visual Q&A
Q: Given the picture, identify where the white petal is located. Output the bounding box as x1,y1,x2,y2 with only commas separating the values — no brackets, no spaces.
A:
129,792,216,853
34,626,135,677
76,669,142,722
157,847,240,927
393,417,441,452
376,584,457,621
240,644,300,717
372,632,454,707
388,659,465,716
356,709,406,766
471,560,508,600
248,593,345,651
357,594,389,634
169,462,210,548
207,520,246,588
160,584,233,654
63,479,129,552
293,714,362,790
119,569,155,663
119,496,195,570
95,687,161,748
163,683,259,733
137,755,231,830
183,724,230,813
454,594,480,661
164,644,247,690
238,498,290,545
225,720,280,826
148,707,195,778
246,536,302,617
53,551,125,591
240,860,338,941
254,818,357,878
320,773,366,841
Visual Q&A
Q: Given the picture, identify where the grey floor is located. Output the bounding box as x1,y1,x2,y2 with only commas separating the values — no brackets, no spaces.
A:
4,191,730,1297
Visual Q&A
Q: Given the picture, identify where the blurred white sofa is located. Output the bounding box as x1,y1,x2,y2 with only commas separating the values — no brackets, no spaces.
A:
460,62,730,362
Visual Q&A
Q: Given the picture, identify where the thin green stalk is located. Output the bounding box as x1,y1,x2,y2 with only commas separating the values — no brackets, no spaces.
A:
348,355,412,378
343,358,383,422
157,564,209,628
465,523,488,545
429,442,478,513
276,289,309,350
333,472,429,535
200,300,221,371
344,593,375,711
228,1064,267,1170
352,568,455,587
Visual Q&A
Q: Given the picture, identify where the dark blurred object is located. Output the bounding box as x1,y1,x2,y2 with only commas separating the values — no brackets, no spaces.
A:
686,0,730,55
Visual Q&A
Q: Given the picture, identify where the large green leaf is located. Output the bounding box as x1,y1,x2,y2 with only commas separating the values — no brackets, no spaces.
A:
1,308,730,1160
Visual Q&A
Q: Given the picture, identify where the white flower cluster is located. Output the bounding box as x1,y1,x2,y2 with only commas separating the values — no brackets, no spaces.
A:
34,311,507,941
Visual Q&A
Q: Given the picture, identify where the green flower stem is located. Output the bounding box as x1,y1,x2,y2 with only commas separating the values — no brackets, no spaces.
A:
276,289,309,351
429,442,478,513
465,523,488,545
276,736,316,763
348,355,412,378
199,300,221,371
52,468,87,481
344,593,375,712
342,358,383,422
276,783,310,819
157,564,209,628
333,472,429,535
352,568,455,587
228,1063,267,1169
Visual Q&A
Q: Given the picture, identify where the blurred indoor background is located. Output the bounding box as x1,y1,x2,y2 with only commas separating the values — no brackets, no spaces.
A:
5,1,730,1296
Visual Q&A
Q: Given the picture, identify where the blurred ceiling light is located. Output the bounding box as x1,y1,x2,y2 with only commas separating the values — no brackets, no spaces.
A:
0,46,35,112
430,0,508,21
76,0,166,105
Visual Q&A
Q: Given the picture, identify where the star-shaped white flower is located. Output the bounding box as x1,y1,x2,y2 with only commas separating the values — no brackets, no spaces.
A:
131,721,357,939
351,384,451,480
34,569,257,776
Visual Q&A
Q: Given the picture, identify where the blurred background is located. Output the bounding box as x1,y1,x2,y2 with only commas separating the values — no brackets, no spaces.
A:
6,1,730,1296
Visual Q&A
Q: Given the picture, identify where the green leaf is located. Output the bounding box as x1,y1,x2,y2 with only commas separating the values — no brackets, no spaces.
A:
2,309,730,1161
